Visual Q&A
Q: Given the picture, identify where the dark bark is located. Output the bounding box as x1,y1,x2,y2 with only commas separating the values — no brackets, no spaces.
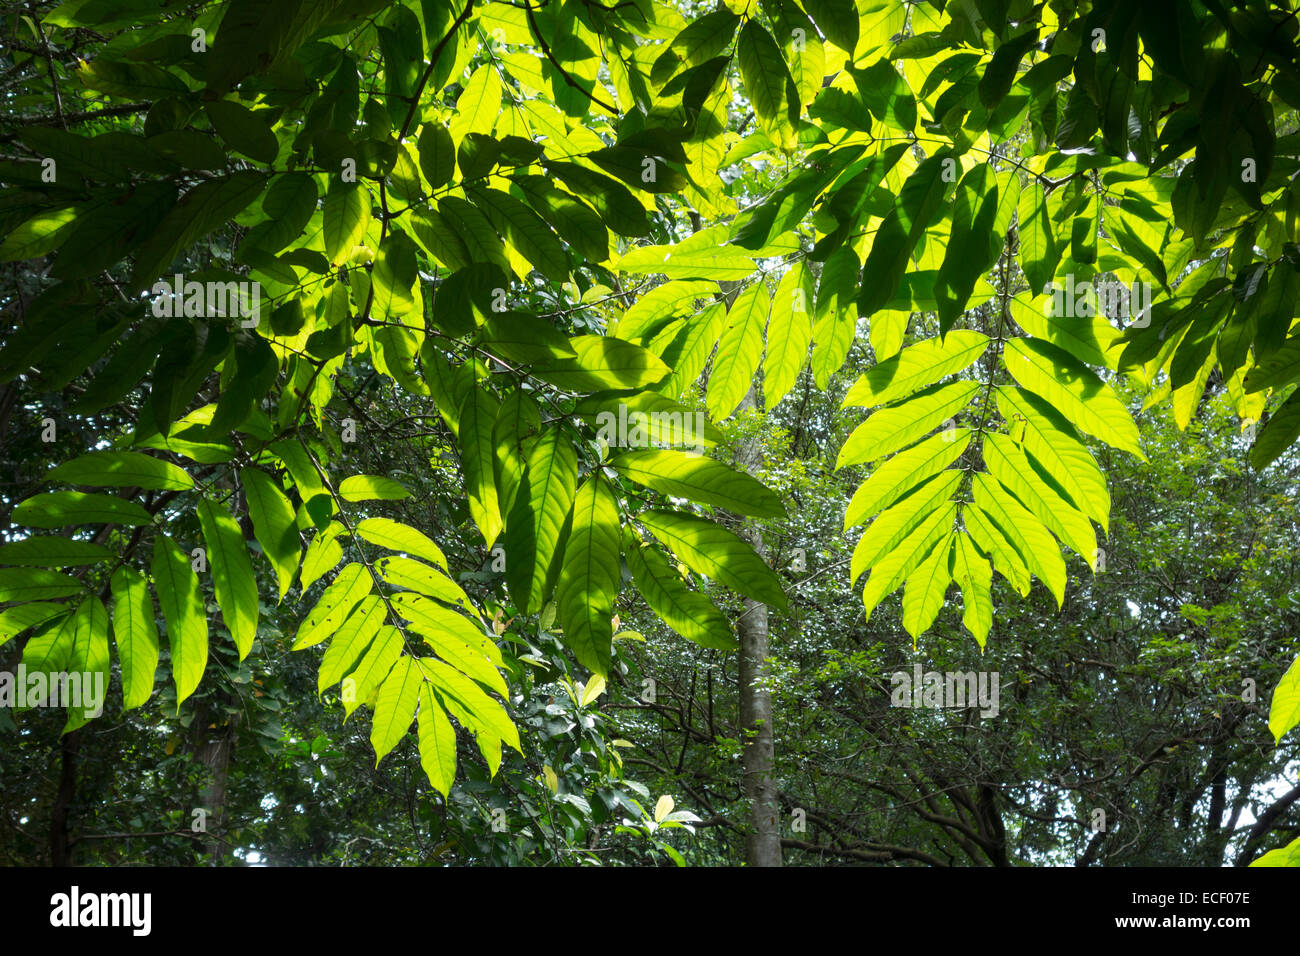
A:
50,729,80,865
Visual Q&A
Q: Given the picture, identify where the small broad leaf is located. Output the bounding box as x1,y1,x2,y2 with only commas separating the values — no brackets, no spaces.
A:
418,683,457,797
0,537,113,567
371,656,422,764
241,467,300,602
151,534,208,709
196,498,259,659
639,510,787,610
356,517,448,570
1269,654,1300,745
48,451,193,491
293,563,372,650
843,332,989,408
12,491,153,528
1003,337,1144,460
610,450,785,518
110,567,159,709
506,428,578,614
556,474,622,677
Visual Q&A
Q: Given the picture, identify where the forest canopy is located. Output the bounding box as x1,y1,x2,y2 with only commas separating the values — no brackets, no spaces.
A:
1,0,1299,868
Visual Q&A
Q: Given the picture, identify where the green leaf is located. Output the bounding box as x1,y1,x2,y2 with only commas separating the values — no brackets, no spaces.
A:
293,563,372,650
241,467,301,602
1017,181,1060,294
343,625,402,718
438,196,509,270
0,537,112,567
0,207,79,261
837,381,980,467
479,311,579,365
984,432,1097,567
0,603,69,649
1249,835,1300,867
963,501,1031,596
935,164,1000,333
506,428,578,614
52,182,177,281
457,388,504,548
493,389,541,516
300,523,345,591
995,385,1111,532
972,472,1066,607
19,608,77,682
0,568,84,602
1008,293,1122,370
371,656,422,764
765,262,814,408
708,282,768,419
418,683,457,797
843,331,988,408
952,533,993,648
512,175,609,262
418,124,456,189
467,185,569,282
130,171,266,292
48,451,193,491
625,538,735,650
1003,337,1144,459
530,336,670,392
378,556,470,609
62,595,112,732
338,475,411,502
151,534,208,709
977,28,1039,109
639,510,787,610
1250,388,1300,470
203,100,278,163
355,517,448,570
861,503,955,620
844,430,971,527
196,498,259,659
737,21,798,151
811,247,859,387
850,470,962,583
109,568,158,710
556,474,622,676
323,181,371,265
371,232,418,318
802,0,857,52
901,530,952,638
615,243,756,280
610,449,785,518
858,152,953,315
393,593,505,692
12,491,153,528
316,596,386,694
1268,654,1300,744
851,58,917,132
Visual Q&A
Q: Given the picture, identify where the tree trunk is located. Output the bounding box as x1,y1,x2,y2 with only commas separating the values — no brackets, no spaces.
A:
50,729,80,865
734,384,781,867
193,702,238,864
738,587,781,866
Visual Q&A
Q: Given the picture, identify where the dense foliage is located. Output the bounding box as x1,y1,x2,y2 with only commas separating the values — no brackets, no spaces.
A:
1,0,1299,866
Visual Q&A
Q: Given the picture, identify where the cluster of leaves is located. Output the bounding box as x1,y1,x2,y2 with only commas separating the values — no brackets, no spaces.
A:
3,0,1300,863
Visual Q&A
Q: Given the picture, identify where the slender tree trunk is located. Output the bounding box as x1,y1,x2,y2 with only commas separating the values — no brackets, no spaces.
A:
193,702,238,864
738,589,781,865
734,386,781,866
50,729,80,865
